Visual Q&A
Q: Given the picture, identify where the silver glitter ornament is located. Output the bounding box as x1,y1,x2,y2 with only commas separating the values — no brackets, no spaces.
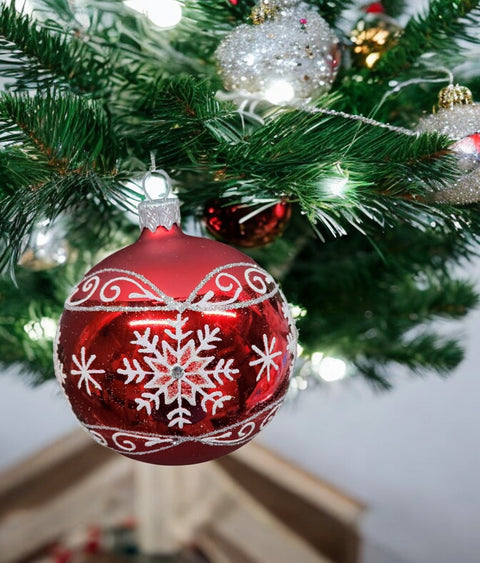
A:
215,1,340,105
416,85,480,205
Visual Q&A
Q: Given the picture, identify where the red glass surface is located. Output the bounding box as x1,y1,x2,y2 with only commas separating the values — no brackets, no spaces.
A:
54,225,296,465
204,200,292,248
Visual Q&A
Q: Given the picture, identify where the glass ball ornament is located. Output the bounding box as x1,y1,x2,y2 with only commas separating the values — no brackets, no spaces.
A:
54,177,297,465
18,217,70,271
215,0,340,105
204,199,292,248
416,84,480,204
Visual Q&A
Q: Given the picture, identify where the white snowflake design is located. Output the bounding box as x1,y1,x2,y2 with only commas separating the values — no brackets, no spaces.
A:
71,347,104,396
117,314,239,429
249,334,282,382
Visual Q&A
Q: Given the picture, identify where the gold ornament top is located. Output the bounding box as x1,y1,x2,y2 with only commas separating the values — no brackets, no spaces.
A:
438,84,473,109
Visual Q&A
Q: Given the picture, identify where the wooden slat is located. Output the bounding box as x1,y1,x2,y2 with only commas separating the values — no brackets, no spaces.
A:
0,430,92,498
0,455,133,563
215,443,364,563
199,463,334,563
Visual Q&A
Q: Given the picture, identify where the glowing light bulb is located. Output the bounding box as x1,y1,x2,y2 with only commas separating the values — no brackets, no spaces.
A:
290,304,307,319
325,175,348,196
124,0,182,28
263,79,296,105
311,352,324,369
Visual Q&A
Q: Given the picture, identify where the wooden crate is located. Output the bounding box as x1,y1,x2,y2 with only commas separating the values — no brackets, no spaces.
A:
0,430,365,563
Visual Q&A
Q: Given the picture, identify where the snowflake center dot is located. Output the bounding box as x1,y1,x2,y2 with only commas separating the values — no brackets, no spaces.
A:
171,365,185,380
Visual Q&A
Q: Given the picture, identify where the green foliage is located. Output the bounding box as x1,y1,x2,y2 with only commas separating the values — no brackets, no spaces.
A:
281,220,478,387
375,0,480,77
1,0,480,388
0,89,123,272
0,2,112,94
0,268,63,383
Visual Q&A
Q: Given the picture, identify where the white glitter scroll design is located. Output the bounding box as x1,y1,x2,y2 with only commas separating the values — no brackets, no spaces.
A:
64,263,279,313
82,397,284,456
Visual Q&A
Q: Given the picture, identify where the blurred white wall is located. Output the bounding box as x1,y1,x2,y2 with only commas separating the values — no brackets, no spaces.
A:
262,335,480,563
0,367,77,469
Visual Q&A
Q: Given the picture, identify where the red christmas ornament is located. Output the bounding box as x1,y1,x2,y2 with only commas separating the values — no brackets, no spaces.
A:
364,2,385,14
204,199,292,248
54,177,297,466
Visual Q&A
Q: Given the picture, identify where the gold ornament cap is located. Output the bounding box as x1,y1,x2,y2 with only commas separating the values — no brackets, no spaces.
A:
250,0,280,24
438,84,473,110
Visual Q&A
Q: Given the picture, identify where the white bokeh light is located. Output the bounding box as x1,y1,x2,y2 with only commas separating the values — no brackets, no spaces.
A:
124,0,182,28
311,353,347,382
325,174,349,196
263,79,296,105
24,317,57,341
143,173,170,200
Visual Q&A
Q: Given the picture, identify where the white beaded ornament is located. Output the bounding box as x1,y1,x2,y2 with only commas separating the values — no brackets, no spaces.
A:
215,0,340,105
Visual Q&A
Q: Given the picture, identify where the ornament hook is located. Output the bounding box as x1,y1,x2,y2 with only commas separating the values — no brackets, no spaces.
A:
142,154,173,201
142,169,173,201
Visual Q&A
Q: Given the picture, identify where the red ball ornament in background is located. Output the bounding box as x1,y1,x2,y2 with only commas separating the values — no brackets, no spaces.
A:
204,199,292,248
54,178,297,466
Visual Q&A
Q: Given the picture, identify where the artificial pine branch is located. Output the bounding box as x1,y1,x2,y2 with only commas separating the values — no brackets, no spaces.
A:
315,0,354,26
122,76,243,170
0,2,113,94
375,0,480,76
282,222,478,386
0,90,117,172
0,89,123,271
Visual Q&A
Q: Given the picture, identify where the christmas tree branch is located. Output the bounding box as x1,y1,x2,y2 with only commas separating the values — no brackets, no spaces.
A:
209,108,463,233
0,89,124,271
0,90,117,172
317,0,354,26
0,0,479,390
0,269,63,382
0,2,112,94
283,224,478,387
375,0,480,77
